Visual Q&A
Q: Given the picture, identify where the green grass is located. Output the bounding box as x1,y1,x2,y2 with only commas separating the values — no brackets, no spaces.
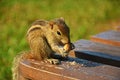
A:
0,0,120,80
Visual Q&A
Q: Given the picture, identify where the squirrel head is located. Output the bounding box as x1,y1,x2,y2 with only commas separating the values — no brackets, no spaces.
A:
49,18,70,45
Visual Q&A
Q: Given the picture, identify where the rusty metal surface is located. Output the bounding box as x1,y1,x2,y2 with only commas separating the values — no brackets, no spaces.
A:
91,30,120,47
19,58,120,80
74,40,120,67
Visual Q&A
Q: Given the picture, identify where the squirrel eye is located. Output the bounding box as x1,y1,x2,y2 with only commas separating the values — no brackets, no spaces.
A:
57,31,61,35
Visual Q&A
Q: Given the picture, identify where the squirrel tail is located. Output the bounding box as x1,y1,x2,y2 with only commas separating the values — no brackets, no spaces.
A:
12,51,31,80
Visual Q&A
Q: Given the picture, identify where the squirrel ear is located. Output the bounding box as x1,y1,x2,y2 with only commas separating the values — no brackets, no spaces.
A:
49,21,54,29
60,17,64,21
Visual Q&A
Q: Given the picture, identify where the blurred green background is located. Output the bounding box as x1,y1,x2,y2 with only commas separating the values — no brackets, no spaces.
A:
0,0,120,80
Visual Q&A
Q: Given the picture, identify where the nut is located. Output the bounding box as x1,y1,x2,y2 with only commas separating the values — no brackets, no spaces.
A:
63,43,75,52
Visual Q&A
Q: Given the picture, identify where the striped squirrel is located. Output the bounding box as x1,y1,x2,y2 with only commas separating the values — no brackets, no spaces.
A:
12,17,74,80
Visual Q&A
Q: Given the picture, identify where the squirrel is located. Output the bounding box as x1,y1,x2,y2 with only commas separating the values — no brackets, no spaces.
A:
12,17,74,80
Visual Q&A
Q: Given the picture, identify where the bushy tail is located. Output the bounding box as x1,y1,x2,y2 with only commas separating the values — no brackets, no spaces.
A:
12,51,32,80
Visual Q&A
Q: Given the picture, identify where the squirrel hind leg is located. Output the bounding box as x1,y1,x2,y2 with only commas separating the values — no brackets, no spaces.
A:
45,59,60,64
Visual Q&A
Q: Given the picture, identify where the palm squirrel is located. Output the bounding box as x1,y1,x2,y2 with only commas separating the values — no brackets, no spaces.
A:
12,17,74,80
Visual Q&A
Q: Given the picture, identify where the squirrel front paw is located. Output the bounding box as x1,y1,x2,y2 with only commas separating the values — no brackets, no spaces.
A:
60,43,74,57
61,52,69,58
46,59,60,64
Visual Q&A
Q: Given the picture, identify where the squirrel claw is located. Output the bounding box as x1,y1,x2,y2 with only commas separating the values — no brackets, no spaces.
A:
46,59,60,64
61,52,69,58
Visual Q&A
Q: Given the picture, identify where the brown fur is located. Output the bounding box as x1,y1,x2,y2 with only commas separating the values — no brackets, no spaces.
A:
12,18,74,80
